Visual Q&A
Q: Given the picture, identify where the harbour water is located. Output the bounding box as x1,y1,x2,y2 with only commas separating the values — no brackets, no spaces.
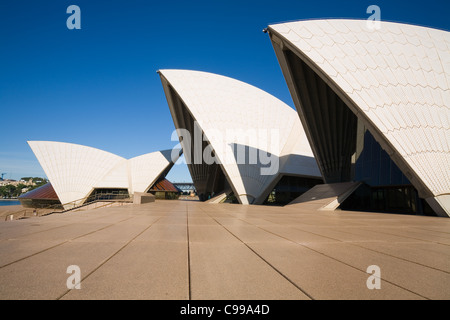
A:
0,200,21,206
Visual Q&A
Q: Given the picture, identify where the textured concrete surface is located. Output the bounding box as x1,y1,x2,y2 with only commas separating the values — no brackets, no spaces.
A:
0,201,449,300
287,182,362,210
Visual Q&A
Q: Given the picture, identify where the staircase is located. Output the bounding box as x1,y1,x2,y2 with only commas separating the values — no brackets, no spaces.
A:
286,182,362,211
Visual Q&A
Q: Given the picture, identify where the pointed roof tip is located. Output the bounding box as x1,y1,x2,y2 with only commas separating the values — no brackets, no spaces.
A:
159,148,182,163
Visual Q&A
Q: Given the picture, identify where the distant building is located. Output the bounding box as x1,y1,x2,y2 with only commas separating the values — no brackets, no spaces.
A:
148,178,182,200
0,179,35,187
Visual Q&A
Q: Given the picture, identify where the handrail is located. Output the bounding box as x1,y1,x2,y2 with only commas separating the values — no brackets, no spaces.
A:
54,193,133,212
5,193,134,221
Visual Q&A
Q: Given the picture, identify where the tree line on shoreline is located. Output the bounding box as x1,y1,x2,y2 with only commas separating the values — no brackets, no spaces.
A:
0,177,48,199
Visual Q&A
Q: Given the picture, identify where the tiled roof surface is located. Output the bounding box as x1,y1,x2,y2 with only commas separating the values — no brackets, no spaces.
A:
269,19,449,197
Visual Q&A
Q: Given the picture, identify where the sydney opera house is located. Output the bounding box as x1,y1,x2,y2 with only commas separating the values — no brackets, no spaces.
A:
266,19,449,217
158,69,322,205
24,141,181,209
24,19,449,218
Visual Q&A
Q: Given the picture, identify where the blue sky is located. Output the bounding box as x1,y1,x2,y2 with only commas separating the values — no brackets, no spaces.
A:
0,0,448,182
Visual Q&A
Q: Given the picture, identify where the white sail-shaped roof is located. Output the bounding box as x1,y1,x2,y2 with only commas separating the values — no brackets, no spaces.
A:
158,69,320,204
129,150,174,194
268,19,449,216
28,141,180,209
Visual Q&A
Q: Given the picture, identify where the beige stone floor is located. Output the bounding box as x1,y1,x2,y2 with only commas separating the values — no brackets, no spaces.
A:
0,200,449,300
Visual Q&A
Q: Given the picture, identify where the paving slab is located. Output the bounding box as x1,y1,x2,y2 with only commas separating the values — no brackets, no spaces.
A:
303,242,450,300
62,241,189,300
0,241,126,299
0,200,449,300
353,242,450,273
190,242,309,300
248,242,423,300
251,224,340,244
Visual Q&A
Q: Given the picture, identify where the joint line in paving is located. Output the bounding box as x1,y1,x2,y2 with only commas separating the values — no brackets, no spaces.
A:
205,212,315,300
56,216,163,300
0,216,135,269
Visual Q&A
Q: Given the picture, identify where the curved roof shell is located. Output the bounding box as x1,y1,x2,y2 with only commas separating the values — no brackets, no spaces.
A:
159,69,320,204
28,141,179,209
268,19,449,216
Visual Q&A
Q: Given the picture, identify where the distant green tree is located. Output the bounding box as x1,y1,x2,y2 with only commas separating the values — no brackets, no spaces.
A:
0,186,7,198
25,178,48,192
0,185,17,198
14,183,27,197
20,177,47,183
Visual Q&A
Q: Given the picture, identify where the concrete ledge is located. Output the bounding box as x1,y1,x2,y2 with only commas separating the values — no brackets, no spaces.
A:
133,192,155,204
287,182,361,211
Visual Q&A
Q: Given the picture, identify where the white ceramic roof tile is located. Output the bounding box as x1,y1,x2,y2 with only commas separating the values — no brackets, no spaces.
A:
420,34,435,49
333,73,354,94
292,39,312,53
341,30,359,44
318,59,339,78
394,53,410,70
308,36,326,50
306,49,325,65
370,86,391,108
330,57,348,75
380,30,396,44
269,19,450,200
423,70,439,89
284,30,301,43
330,32,348,45
343,20,363,33
401,24,417,37
390,104,407,129
317,34,335,47
393,32,408,45
304,22,325,38
353,68,376,90
417,69,429,87
382,53,400,70
426,46,441,62
406,33,421,46
332,20,350,33
290,24,313,39
355,88,377,109
319,20,338,35
405,53,421,71
430,103,444,128
272,23,290,34
370,53,388,70
342,71,362,91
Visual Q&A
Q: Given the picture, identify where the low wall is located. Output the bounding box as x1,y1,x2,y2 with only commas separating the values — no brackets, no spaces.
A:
133,193,155,204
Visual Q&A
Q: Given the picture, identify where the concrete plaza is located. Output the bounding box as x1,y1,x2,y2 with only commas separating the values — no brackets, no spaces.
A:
0,200,449,300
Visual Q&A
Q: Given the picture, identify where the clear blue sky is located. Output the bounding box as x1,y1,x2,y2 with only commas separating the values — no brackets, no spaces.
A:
0,0,448,182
